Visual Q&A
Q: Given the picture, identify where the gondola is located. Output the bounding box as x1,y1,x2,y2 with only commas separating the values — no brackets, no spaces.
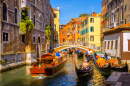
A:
94,54,111,72
75,65,93,78
94,62,110,72
110,62,128,72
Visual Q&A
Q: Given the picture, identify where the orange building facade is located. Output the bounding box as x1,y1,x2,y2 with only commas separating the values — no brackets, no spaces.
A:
59,29,67,45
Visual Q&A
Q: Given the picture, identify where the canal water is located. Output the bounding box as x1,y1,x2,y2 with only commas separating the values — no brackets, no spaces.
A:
0,54,113,86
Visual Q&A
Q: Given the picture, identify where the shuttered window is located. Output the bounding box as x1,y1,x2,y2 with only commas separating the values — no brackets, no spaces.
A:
128,40,130,51
90,26,94,32
86,28,88,33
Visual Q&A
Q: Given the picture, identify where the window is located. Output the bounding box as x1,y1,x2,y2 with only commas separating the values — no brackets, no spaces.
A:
125,19,127,24
90,26,94,32
33,36,36,44
43,23,45,31
42,37,44,44
128,40,130,51
3,3,7,21
77,23,80,28
54,13,57,18
115,40,118,49
3,32,9,42
42,3,44,12
90,18,94,23
125,4,127,11
21,35,25,43
63,38,65,42
33,0,36,5
14,8,18,24
33,15,35,26
38,37,40,43
111,41,113,49
107,41,110,49
90,36,94,41
77,30,80,34
54,25,56,31
104,41,106,50
63,31,65,35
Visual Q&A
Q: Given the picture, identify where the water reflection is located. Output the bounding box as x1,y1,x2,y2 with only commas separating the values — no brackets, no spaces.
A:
0,54,112,86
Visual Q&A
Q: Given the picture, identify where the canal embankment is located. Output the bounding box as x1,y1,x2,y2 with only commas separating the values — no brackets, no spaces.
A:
0,52,38,72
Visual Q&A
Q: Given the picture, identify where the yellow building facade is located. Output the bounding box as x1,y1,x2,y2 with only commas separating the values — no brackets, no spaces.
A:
53,6,60,41
80,12,102,51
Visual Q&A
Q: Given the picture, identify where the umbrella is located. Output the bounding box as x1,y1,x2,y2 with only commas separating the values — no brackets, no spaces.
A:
56,52,60,56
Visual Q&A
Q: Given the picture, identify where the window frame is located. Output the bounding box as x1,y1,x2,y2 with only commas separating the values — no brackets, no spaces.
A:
14,7,18,24
63,31,65,35
90,36,94,41
2,2,8,21
90,18,94,23
42,37,45,44
2,31,9,43
33,35,36,44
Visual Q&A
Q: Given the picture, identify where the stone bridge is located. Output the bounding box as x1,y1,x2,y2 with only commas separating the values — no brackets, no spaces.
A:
54,45,98,53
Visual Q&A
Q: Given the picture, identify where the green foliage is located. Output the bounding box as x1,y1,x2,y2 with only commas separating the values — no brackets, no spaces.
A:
103,14,107,20
45,25,51,40
20,9,34,34
0,60,8,64
79,13,89,17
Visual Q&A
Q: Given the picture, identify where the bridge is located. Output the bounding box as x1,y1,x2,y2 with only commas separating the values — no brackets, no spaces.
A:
54,45,99,53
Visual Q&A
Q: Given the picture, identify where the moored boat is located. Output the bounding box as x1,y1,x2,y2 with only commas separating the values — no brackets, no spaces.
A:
94,54,110,72
109,59,128,72
75,65,93,78
30,55,67,77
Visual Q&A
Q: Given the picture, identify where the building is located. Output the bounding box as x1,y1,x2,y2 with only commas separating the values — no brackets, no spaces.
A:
102,0,130,60
80,12,102,51
107,0,124,30
59,29,67,45
0,0,54,64
53,6,60,43
124,0,130,24
72,17,87,44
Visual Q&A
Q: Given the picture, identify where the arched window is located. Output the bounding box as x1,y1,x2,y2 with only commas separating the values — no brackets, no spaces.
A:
14,8,18,24
90,36,94,41
33,0,36,5
33,15,35,26
3,2,7,21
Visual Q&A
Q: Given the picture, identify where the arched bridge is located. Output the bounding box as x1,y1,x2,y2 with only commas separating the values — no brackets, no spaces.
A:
54,45,98,53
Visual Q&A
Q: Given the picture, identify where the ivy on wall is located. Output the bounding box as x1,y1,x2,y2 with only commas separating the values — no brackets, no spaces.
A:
20,9,34,34
45,25,51,40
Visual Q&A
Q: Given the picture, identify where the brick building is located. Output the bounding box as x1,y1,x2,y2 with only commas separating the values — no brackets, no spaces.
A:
0,0,54,64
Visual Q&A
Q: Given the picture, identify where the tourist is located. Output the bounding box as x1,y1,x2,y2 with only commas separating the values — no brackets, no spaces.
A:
82,60,89,70
87,49,93,61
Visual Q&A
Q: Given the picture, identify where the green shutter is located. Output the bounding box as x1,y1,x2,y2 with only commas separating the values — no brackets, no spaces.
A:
90,27,91,32
93,27,94,32
86,28,88,33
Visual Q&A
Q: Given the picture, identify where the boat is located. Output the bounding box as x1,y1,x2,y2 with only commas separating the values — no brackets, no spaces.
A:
111,64,128,72
109,59,128,72
94,54,110,72
94,62,110,72
75,65,93,78
30,55,67,77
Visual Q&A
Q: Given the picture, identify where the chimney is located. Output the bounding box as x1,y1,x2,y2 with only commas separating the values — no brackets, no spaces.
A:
57,6,59,10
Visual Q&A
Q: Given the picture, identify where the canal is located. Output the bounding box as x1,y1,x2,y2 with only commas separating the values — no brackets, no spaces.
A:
0,54,113,86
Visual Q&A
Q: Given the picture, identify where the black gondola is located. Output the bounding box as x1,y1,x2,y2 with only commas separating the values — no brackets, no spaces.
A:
94,62,110,72
111,63,128,72
75,65,93,78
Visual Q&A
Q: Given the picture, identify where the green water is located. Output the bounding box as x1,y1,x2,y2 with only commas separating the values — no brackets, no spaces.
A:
0,54,112,86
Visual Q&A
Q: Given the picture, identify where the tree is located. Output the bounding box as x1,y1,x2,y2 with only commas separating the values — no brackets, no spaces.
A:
79,13,89,17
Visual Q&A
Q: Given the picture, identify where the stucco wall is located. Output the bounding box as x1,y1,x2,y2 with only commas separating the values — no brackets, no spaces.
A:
103,33,121,58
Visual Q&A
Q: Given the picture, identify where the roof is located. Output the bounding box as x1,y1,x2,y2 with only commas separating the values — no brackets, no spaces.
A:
52,8,60,11
103,23,130,34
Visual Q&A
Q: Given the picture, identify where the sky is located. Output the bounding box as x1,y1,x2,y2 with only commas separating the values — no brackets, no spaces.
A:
50,0,103,25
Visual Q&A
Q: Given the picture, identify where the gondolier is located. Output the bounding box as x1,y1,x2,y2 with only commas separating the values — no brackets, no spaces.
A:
87,49,93,61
